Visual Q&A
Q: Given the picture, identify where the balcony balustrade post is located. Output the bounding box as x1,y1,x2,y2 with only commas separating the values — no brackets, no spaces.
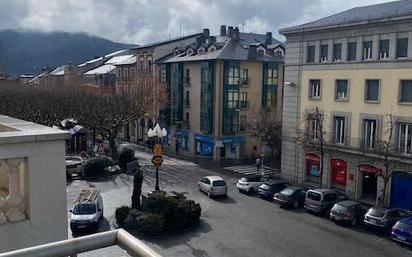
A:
4,158,25,222
0,194,6,225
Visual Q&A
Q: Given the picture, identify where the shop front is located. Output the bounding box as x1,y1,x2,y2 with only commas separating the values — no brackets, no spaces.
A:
358,163,380,203
175,130,189,153
195,134,214,157
222,136,245,159
391,171,412,210
305,153,321,184
330,159,348,191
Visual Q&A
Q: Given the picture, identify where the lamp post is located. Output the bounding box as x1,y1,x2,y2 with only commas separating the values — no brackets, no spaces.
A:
234,108,240,165
147,123,168,192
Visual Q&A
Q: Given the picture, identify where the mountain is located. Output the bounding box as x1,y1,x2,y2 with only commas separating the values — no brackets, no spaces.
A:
0,29,135,76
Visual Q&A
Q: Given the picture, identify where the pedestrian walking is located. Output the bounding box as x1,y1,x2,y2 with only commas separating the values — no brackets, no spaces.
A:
256,157,261,172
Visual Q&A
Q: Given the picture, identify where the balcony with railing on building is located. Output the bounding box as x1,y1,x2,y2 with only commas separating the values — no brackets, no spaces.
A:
0,115,70,253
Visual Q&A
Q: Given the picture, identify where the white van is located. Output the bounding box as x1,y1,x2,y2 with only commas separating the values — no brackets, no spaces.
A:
70,189,103,233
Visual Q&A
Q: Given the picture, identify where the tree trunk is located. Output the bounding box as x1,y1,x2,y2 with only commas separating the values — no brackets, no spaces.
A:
131,168,143,210
381,178,389,207
320,150,324,188
108,133,118,159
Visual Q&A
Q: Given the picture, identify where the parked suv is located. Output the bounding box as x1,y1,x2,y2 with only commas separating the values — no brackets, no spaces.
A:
70,189,104,234
304,189,347,215
364,207,411,231
236,174,270,194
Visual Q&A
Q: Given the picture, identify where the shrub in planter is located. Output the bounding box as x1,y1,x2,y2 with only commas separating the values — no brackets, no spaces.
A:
142,191,201,232
118,148,136,171
115,205,131,227
84,156,115,178
138,213,164,236
123,209,142,230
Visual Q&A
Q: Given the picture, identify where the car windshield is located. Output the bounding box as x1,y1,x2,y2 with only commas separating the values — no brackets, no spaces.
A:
368,208,385,217
240,177,254,182
396,220,412,230
73,204,96,215
307,191,321,201
332,204,349,212
280,188,295,196
213,180,226,187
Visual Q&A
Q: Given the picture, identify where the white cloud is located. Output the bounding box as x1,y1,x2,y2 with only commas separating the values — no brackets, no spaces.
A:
0,0,395,44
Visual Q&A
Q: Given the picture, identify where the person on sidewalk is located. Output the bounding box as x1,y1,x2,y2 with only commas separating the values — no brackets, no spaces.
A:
256,157,261,172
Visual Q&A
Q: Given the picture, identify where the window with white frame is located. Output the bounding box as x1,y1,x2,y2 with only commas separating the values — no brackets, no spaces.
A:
363,41,373,60
336,80,349,101
309,79,321,99
363,119,377,149
400,80,412,103
397,38,408,58
334,116,345,144
365,80,380,102
320,44,328,62
309,118,320,141
379,40,389,59
398,123,412,154
333,43,342,61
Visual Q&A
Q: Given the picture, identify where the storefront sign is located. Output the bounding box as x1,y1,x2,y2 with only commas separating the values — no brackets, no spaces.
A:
215,141,224,148
358,164,379,174
305,153,320,162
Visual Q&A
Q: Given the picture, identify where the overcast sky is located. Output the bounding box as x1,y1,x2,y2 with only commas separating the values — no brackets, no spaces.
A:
0,0,393,44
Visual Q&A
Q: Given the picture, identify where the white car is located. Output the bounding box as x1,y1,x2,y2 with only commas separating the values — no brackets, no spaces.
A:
198,176,227,197
70,189,103,234
65,156,84,177
236,174,270,194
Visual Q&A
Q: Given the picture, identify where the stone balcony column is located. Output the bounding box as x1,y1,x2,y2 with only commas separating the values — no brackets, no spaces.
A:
0,195,6,225
4,158,25,223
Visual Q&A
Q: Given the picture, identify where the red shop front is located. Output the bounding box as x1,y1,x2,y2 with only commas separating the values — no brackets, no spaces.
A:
306,153,321,183
330,159,348,190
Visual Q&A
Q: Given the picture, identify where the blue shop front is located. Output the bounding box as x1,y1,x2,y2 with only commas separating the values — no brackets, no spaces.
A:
195,134,214,156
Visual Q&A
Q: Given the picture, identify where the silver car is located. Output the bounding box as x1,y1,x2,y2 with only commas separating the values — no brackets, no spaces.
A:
198,176,227,198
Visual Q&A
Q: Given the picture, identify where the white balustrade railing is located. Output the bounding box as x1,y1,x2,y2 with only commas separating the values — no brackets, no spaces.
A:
0,158,26,226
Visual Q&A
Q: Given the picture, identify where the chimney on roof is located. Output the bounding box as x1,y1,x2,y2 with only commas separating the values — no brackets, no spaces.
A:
195,36,202,46
233,27,240,41
220,25,227,36
203,28,210,38
228,26,234,37
265,32,273,45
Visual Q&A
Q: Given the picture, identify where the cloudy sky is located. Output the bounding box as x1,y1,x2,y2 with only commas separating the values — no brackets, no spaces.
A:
0,0,392,44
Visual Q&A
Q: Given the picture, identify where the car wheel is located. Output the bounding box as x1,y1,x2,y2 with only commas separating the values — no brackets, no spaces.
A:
207,190,212,198
248,187,254,194
293,201,300,208
351,218,357,226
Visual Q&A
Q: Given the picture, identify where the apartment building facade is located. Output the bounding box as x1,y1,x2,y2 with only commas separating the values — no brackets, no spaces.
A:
280,0,412,209
160,26,284,161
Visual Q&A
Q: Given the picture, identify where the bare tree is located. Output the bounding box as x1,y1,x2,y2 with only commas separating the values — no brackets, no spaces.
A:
0,72,167,158
363,114,401,207
249,108,282,170
297,107,327,187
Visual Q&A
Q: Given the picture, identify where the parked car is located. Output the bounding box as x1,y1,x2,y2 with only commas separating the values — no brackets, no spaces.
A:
391,216,412,246
273,186,307,208
304,189,347,215
364,207,411,232
65,156,84,178
236,174,270,194
329,200,370,226
198,176,227,198
70,189,104,234
258,180,289,200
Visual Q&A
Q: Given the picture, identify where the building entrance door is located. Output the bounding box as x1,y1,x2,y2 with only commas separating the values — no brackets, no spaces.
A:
358,164,379,203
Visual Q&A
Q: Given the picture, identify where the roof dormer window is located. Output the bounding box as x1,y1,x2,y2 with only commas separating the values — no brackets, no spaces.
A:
209,45,216,52
197,47,205,55
187,48,194,55
257,46,266,55
174,49,180,56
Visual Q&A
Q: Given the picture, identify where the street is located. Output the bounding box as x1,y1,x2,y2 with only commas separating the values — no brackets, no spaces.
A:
66,150,412,257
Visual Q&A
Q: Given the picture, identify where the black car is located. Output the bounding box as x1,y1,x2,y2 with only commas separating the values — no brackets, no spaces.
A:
273,186,307,208
330,200,370,226
258,181,289,200
364,207,411,232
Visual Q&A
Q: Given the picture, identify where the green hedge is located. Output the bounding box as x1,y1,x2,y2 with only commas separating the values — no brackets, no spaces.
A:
115,205,131,227
84,156,115,178
118,148,136,171
142,191,201,233
138,213,164,236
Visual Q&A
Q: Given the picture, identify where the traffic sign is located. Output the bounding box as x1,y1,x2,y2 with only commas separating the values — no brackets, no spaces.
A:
152,156,163,167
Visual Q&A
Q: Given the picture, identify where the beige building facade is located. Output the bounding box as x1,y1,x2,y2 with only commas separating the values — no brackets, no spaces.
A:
280,1,412,208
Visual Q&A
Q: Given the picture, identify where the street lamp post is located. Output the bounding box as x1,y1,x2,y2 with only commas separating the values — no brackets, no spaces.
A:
235,109,240,166
147,123,168,192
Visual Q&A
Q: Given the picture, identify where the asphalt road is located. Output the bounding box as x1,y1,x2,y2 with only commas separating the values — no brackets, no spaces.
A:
66,150,412,257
